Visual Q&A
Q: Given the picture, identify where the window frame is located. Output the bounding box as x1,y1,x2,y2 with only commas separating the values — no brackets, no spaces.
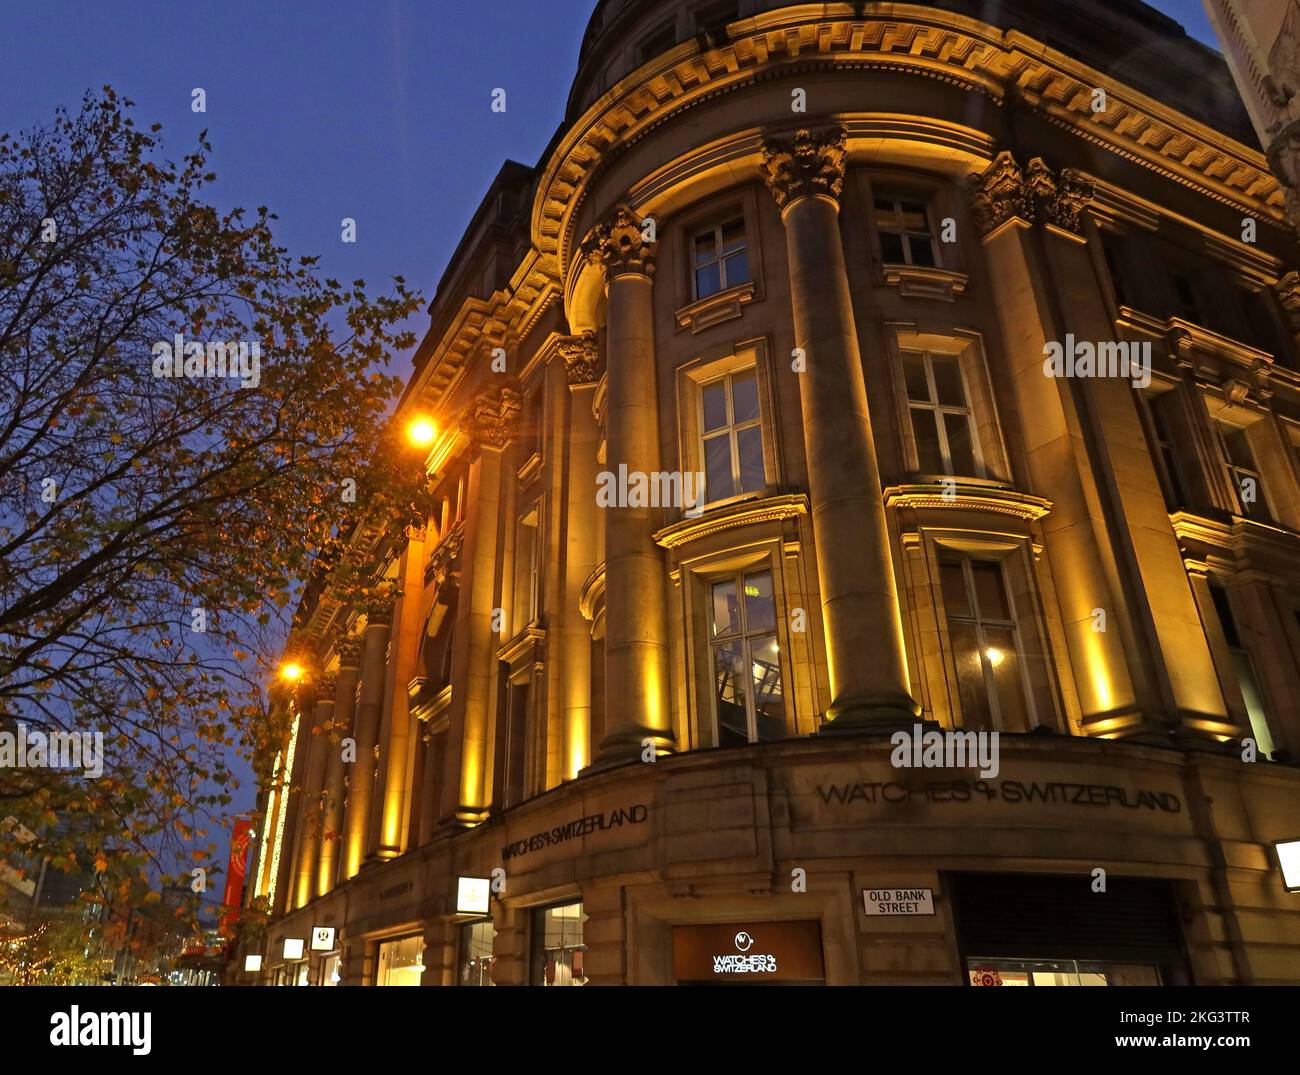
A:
900,347,985,479
873,192,941,268
690,216,751,302
697,366,764,507
707,566,786,748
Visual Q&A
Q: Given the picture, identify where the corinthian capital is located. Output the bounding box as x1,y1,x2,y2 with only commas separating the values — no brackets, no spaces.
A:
461,380,522,450
1275,271,1300,333
759,127,847,212
583,205,656,278
969,151,1033,235
558,330,603,386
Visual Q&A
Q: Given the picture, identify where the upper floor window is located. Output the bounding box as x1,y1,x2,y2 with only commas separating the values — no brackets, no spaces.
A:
939,553,1033,731
902,349,982,477
700,368,763,503
692,217,749,300
516,501,541,625
1209,579,1276,758
1141,392,1188,512
710,568,784,747
874,195,938,267
1216,420,1271,520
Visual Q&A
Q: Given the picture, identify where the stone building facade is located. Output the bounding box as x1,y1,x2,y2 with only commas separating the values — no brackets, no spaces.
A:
245,0,1300,987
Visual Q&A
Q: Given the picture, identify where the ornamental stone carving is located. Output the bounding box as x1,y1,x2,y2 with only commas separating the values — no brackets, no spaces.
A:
363,593,395,626
558,330,603,386
1275,271,1300,333
315,672,338,699
583,205,656,278
335,635,363,667
970,152,1094,235
759,127,847,211
461,381,522,450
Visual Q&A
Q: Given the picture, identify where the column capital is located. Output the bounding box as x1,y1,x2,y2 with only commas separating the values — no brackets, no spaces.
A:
969,152,1094,236
1274,270,1300,332
583,205,656,279
460,381,522,451
759,126,847,213
315,671,338,699
335,635,363,667
558,330,603,387
363,592,395,626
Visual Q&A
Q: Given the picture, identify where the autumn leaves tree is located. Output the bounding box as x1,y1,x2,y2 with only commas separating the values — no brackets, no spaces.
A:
0,89,432,913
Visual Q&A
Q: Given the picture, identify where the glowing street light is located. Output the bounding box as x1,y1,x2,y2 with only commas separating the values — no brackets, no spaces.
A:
278,661,305,683
407,417,436,449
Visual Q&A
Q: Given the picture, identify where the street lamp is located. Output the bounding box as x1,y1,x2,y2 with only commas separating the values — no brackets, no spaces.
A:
406,417,436,449
278,661,305,684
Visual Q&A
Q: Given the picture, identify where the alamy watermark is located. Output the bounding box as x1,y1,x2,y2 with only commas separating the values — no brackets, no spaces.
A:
151,333,261,388
0,723,104,778
1043,335,1150,389
596,464,705,516
890,722,1000,780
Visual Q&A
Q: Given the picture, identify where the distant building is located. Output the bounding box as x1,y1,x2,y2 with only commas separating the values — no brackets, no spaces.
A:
1205,0,1300,223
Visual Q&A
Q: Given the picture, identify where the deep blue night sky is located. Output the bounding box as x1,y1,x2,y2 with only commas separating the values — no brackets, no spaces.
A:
0,0,1222,846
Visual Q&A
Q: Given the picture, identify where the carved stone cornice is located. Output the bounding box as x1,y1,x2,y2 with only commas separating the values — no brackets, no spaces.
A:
759,127,847,212
460,381,522,451
583,205,656,279
970,152,1094,236
558,330,603,386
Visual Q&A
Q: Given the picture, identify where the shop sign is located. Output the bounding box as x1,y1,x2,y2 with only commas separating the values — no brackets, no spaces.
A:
457,876,491,915
310,926,336,951
672,921,824,982
282,937,304,961
863,888,934,916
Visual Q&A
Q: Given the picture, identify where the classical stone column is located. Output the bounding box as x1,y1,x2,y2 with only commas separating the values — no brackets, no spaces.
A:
340,595,393,879
760,127,919,726
584,207,675,764
445,383,519,825
272,688,313,916
319,638,360,896
289,671,335,911
369,528,427,862
970,152,1232,739
559,332,603,779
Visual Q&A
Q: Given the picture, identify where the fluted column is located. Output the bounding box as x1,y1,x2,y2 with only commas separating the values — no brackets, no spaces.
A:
289,672,335,910
340,595,392,879
584,207,675,765
319,638,360,895
559,332,603,779
445,383,519,825
760,127,919,726
272,688,313,916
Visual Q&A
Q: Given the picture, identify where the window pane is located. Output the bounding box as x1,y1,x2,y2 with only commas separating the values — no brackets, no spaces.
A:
970,561,1011,621
736,424,764,493
704,432,734,501
984,625,1029,731
695,262,722,299
723,249,749,287
902,352,930,402
880,230,906,264
930,355,966,407
944,411,977,476
713,640,749,747
749,634,785,741
534,903,587,986
908,237,937,267
731,369,759,423
711,578,740,636
742,570,775,632
721,218,745,253
702,380,728,431
950,621,993,730
694,230,717,266
911,408,944,473
899,201,929,232
873,198,898,229
939,558,971,619
1221,426,1253,468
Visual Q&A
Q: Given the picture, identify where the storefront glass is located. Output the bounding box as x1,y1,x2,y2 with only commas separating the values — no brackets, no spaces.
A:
319,952,341,986
458,920,496,986
531,902,587,986
967,959,1161,986
375,934,425,986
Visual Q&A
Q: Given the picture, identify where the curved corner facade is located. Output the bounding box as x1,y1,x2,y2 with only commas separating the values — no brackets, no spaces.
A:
246,0,1300,987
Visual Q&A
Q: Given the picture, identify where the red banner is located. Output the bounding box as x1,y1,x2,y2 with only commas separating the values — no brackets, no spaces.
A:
220,817,254,936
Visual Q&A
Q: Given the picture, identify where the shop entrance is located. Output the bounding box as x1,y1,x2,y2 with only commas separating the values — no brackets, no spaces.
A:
950,872,1192,985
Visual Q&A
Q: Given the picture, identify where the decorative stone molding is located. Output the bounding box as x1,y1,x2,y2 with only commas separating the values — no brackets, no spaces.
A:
1265,118,1300,225
882,265,968,302
970,152,1094,236
426,520,465,587
558,330,603,385
1275,271,1300,333
882,483,1053,522
652,493,809,550
583,205,656,278
674,280,755,332
461,382,522,450
334,635,363,667
363,594,395,626
759,127,847,212
315,672,338,700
